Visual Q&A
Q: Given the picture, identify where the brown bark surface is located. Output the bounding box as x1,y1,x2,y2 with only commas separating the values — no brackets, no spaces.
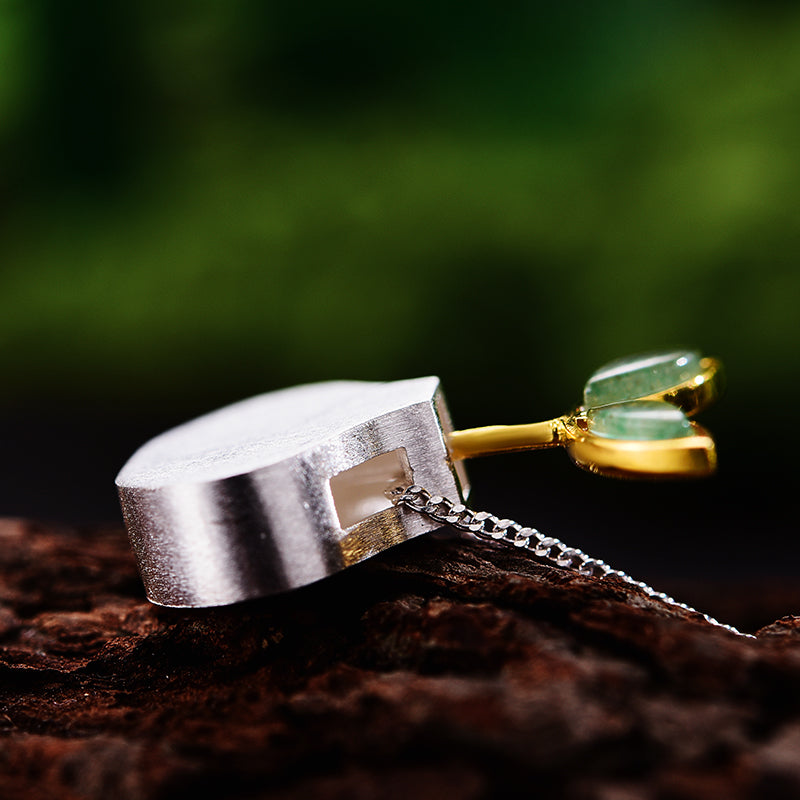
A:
1,518,800,800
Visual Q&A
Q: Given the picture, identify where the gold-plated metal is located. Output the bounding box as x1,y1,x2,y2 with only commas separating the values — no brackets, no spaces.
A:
446,355,723,479
447,419,564,460
564,419,717,479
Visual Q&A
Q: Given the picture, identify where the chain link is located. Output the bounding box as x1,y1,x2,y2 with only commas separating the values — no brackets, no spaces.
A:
394,484,754,639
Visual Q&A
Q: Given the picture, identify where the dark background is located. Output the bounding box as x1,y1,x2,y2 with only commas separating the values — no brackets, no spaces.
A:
0,2,797,599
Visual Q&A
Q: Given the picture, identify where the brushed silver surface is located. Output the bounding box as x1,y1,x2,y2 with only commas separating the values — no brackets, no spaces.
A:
116,377,469,608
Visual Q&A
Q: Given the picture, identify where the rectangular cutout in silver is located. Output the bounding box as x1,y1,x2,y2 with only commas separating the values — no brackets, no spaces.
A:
330,449,413,530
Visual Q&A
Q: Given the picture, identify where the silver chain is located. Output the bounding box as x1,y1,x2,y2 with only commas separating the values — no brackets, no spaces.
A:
394,484,754,639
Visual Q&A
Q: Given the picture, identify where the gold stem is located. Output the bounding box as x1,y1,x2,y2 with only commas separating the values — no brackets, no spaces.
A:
447,418,566,461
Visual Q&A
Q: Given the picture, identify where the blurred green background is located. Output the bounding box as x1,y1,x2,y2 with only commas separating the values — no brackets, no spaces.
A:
0,2,797,592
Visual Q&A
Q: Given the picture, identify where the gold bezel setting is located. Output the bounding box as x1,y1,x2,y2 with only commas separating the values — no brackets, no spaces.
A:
446,351,723,479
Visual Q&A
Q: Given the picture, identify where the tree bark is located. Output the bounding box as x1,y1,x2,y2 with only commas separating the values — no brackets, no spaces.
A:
1,518,799,799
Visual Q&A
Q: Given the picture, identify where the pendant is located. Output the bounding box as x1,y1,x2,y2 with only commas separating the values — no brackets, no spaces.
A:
116,351,723,611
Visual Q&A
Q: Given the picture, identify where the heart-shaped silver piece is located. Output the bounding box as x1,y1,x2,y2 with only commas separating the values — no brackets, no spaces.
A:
116,377,468,608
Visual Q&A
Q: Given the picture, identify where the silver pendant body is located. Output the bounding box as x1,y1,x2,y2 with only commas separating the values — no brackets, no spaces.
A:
116,377,468,608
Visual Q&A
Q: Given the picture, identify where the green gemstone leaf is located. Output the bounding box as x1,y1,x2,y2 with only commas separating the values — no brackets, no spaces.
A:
587,400,694,441
583,351,701,409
